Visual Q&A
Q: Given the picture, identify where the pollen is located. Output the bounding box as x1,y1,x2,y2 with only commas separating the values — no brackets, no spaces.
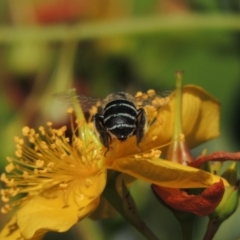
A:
147,89,156,97
152,136,157,141
67,107,74,114
134,149,162,160
179,133,185,142
135,91,143,98
47,122,53,126
60,183,68,189
1,204,12,214
85,178,93,187
89,106,98,116
134,154,142,159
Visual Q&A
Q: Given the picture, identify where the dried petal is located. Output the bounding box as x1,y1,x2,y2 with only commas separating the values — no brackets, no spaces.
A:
152,180,224,216
190,151,240,168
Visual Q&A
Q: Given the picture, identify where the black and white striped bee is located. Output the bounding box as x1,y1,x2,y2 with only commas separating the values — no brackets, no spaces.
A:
54,89,169,150
94,92,146,150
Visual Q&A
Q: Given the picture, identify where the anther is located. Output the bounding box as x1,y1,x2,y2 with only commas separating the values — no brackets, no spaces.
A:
36,160,44,168
22,126,30,136
147,89,156,97
5,163,15,173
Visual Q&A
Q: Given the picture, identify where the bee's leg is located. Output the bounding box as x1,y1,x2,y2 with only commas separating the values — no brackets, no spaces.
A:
136,108,146,148
94,114,111,150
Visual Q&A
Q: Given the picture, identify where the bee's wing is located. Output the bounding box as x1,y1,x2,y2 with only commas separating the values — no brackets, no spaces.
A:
53,89,102,113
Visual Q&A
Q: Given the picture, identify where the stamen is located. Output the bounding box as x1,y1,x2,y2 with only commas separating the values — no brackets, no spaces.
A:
1,108,103,213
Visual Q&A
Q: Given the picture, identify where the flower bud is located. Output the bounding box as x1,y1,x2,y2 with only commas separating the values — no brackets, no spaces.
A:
210,181,240,222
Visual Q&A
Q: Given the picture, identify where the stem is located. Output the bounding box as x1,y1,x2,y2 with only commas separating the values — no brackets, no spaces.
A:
203,218,221,240
180,220,194,240
174,71,183,139
1,15,240,42
173,211,195,240
103,172,160,240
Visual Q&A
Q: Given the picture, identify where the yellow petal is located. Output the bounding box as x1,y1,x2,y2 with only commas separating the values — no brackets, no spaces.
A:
16,194,100,239
0,215,45,240
146,85,220,149
16,169,106,239
111,157,228,188
182,85,220,148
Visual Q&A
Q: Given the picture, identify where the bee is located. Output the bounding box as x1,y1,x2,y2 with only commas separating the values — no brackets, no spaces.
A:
54,89,169,150
94,92,146,150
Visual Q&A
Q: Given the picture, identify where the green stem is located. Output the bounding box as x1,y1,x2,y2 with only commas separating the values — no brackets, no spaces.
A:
173,212,195,240
1,15,240,42
103,172,160,240
203,218,221,240
180,220,194,240
174,71,183,139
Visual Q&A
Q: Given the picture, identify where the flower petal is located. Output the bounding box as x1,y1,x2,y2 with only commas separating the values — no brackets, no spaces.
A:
182,85,220,148
111,157,228,188
16,169,106,239
16,194,100,239
0,215,45,240
146,85,220,150
190,151,240,168
152,180,224,216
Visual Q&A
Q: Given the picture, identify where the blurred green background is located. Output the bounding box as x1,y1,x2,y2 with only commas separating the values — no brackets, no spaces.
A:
0,0,240,239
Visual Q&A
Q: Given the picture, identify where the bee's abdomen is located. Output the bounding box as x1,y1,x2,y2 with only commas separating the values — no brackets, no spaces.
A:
103,99,137,140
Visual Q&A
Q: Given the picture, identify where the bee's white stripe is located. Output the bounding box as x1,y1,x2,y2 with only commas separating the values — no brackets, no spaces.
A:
104,102,137,113
107,123,135,130
104,113,135,122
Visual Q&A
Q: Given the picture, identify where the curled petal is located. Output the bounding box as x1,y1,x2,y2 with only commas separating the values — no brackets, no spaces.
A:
146,85,220,151
181,85,220,148
110,157,228,189
190,151,240,168
152,180,224,216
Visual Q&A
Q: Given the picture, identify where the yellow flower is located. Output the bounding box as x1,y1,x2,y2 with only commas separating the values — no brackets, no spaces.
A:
0,86,225,239
1,104,106,239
